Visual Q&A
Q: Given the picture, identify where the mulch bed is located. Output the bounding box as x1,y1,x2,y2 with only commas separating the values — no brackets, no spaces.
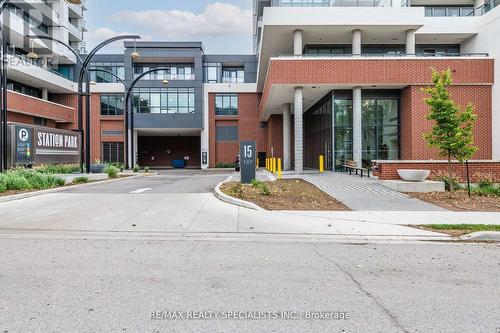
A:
409,191,500,212
220,178,351,211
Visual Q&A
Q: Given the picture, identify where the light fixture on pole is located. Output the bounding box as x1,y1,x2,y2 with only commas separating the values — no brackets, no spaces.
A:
162,79,169,85
131,38,140,60
27,39,38,60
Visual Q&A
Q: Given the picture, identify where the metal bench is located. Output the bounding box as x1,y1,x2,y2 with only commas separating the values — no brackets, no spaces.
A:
342,160,370,178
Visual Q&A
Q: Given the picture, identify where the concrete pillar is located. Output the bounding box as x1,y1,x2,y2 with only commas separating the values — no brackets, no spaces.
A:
42,88,48,100
282,103,292,171
294,87,303,173
406,29,416,56
294,29,303,56
353,87,362,167
352,29,362,56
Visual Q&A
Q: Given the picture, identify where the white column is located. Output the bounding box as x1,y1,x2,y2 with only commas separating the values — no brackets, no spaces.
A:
294,87,303,173
406,29,416,56
353,87,362,167
42,88,48,100
133,130,138,167
282,103,292,171
294,29,303,56
352,29,362,56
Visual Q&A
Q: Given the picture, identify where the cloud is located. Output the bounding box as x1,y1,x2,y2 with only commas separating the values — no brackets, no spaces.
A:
84,28,152,53
108,2,252,38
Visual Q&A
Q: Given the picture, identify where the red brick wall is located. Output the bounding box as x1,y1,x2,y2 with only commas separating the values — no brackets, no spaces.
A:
7,111,56,127
87,93,125,162
7,91,75,124
266,114,283,159
374,161,500,181
400,85,492,160
208,92,265,167
260,58,494,117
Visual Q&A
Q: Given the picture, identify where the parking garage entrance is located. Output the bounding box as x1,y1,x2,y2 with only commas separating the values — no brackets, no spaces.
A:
137,130,201,169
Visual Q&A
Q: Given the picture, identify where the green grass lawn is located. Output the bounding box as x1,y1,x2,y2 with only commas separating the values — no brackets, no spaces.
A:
421,224,500,236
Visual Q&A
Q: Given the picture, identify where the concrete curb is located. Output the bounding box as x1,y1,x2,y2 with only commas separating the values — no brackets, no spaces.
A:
263,170,278,181
0,175,143,205
459,231,500,242
213,176,265,211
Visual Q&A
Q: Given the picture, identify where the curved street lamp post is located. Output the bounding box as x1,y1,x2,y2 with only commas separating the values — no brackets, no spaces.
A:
88,67,169,169
81,35,140,173
26,34,140,173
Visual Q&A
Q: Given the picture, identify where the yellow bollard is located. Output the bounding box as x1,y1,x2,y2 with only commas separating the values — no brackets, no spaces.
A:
319,155,324,173
265,158,268,171
256,158,259,169
277,158,282,179
266,158,269,171
272,158,276,174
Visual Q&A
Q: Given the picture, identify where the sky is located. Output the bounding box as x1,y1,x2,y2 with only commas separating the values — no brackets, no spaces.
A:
84,0,254,54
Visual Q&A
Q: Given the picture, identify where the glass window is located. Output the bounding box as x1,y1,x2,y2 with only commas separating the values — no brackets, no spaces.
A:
102,142,124,163
215,93,238,116
100,94,124,116
132,88,196,114
216,126,239,141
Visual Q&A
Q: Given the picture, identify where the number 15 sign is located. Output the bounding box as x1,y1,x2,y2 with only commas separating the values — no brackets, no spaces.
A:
240,141,256,184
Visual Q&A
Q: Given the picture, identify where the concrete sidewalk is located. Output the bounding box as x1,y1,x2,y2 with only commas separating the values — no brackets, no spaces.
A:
290,172,445,211
1,191,499,240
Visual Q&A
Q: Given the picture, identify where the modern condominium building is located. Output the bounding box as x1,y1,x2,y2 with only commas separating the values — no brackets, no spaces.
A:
5,0,500,176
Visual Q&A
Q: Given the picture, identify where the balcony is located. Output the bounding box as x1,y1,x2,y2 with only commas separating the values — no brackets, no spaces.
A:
6,53,77,93
7,91,75,123
277,52,489,58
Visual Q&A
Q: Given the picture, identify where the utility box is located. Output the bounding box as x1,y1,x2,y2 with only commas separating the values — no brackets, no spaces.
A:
7,123,81,169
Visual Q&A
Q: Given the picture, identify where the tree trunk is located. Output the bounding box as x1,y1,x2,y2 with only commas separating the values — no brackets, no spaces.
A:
448,151,453,193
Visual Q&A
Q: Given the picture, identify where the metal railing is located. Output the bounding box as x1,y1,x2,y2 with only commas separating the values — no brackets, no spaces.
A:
271,0,385,7
402,0,498,16
6,51,73,80
276,52,490,58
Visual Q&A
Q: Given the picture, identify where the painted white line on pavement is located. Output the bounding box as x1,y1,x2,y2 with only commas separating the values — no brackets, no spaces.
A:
130,188,152,194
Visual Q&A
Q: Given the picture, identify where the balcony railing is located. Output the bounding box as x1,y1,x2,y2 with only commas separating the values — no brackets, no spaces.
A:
6,51,74,80
402,0,498,16
277,52,490,58
424,6,475,17
271,0,386,7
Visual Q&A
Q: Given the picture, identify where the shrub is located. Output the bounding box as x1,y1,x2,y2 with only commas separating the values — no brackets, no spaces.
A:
104,165,119,178
34,164,80,174
251,179,271,196
133,165,140,173
216,162,236,169
0,178,7,193
144,166,150,173
110,162,125,172
0,168,65,192
72,176,89,184
432,170,462,191
474,185,500,197
473,172,496,189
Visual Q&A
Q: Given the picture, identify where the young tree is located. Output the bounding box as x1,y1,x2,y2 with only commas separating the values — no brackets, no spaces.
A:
422,68,478,192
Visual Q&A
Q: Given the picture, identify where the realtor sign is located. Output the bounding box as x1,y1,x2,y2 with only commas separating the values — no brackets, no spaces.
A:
8,124,81,167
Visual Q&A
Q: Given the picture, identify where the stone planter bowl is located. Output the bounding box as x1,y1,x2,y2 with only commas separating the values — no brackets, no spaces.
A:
90,163,106,174
397,169,431,182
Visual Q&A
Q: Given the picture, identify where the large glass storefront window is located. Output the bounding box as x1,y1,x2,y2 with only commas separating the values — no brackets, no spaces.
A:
361,99,399,167
132,88,195,114
333,99,353,169
332,94,399,170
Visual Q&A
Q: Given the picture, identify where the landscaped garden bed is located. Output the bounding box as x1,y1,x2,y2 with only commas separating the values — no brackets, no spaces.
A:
409,191,500,212
220,179,351,211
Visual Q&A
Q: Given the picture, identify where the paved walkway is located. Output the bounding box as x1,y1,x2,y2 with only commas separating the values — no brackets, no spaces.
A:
287,171,445,211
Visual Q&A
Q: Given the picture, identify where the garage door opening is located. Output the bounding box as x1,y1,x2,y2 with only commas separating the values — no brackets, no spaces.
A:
137,130,201,169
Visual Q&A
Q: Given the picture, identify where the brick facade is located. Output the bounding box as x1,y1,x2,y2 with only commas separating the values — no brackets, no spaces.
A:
373,160,500,182
208,92,265,167
400,85,492,160
7,91,75,124
260,58,494,117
